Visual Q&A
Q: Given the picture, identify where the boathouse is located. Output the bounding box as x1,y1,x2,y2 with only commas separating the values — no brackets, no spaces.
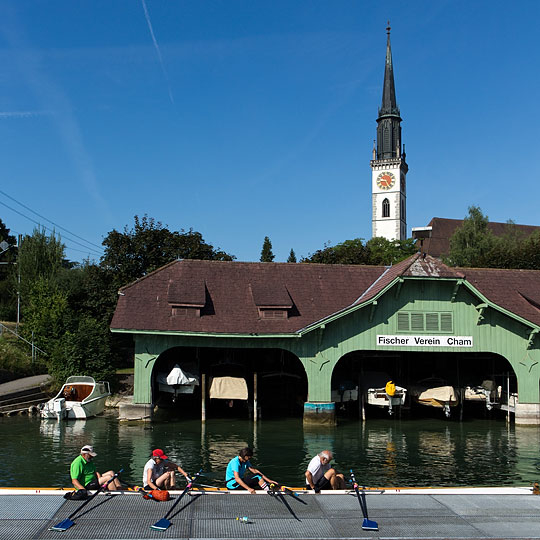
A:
110,253,540,425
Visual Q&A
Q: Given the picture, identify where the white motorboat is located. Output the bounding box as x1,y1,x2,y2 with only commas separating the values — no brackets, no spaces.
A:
362,372,407,415
366,383,407,415
463,380,499,410
40,376,111,420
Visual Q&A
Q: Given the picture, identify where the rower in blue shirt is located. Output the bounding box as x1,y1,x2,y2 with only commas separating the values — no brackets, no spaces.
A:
225,447,276,494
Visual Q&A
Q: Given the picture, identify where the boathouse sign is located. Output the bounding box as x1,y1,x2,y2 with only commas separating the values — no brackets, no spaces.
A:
377,335,473,347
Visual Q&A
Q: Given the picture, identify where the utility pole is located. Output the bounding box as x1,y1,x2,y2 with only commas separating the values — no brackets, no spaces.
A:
16,234,21,334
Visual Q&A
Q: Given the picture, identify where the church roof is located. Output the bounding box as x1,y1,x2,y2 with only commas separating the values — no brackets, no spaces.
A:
110,254,540,336
421,217,540,258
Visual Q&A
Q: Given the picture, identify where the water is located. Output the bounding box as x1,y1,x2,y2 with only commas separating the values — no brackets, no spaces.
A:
1,414,540,488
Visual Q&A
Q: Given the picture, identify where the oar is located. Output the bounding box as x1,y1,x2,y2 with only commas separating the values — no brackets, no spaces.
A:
150,469,202,531
268,485,301,521
269,484,307,505
50,468,123,531
350,470,378,531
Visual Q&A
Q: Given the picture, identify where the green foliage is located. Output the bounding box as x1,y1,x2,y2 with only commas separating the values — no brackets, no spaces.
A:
444,207,540,269
101,215,235,289
53,317,116,384
17,227,65,315
0,218,17,276
0,335,47,383
287,249,297,263
260,236,274,262
366,237,417,265
21,277,70,357
0,218,17,320
444,206,496,267
302,237,416,266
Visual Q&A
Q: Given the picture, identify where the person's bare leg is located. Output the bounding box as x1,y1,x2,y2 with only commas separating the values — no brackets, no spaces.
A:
97,471,122,490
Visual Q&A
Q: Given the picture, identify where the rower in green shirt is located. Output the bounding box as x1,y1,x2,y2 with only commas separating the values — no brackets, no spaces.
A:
70,445,122,491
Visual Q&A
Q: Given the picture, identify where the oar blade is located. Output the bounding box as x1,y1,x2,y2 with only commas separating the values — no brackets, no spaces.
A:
49,518,75,531
362,518,379,531
150,518,171,531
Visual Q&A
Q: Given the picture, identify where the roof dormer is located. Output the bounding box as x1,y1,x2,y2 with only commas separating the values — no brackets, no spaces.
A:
250,281,294,320
168,277,206,318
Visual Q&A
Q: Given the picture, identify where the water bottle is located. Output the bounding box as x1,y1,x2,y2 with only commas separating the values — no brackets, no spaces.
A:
236,516,251,524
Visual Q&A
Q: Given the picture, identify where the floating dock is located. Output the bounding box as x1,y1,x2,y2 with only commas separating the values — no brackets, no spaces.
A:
1,487,540,540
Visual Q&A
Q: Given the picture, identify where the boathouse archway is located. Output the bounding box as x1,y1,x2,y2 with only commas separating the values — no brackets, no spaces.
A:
330,349,517,419
150,346,307,419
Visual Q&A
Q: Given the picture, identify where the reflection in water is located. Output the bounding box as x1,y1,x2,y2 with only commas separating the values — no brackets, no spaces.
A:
1,415,539,488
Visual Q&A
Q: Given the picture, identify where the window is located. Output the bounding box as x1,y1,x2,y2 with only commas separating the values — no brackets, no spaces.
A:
396,311,453,333
382,198,390,218
259,308,287,319
172,306,200,318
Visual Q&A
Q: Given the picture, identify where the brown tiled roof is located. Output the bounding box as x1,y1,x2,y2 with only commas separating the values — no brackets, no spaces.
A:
459,267,540,327
110,255,540,336
421,217,540,258
111,260,385,335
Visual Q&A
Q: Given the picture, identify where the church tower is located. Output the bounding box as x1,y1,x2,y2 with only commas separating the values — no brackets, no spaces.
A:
371,24,408,241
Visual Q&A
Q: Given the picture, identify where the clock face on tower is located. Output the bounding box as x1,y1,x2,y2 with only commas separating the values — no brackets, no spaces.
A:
376,171,395,190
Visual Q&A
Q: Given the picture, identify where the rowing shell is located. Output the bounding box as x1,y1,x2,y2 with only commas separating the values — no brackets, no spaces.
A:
0,486,536,495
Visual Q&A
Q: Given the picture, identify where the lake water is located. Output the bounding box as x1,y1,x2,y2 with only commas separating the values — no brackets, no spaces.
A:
1,414,540,489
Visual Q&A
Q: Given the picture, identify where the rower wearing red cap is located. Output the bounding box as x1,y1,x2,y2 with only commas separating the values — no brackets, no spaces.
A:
143,448,190,491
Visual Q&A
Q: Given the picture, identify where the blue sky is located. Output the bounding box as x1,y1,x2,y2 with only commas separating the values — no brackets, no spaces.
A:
1,1,539,263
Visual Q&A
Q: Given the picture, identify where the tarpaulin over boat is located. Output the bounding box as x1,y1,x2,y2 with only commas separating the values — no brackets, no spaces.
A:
209,376,248,400
166,365,199,386
411,385,458,407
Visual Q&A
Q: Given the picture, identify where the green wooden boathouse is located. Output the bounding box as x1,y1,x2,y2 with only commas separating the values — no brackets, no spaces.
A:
110,254,540,425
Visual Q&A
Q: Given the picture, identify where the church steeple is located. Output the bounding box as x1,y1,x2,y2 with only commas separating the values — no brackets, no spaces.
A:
370,23,408,242
376,23,402,160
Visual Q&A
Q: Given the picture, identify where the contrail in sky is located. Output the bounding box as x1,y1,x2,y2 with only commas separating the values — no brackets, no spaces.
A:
141,0,175,105
0,110,50,118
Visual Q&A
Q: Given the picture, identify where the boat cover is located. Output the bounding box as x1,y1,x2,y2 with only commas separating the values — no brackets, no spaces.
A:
209,376,248,400
166,365,199,386
411,385,458,407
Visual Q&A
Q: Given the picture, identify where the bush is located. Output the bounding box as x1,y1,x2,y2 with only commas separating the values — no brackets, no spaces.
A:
0,336,47,383
49,317,117,385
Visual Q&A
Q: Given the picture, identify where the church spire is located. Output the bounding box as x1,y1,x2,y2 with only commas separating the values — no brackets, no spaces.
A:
380,22,399,116
376,22,402,160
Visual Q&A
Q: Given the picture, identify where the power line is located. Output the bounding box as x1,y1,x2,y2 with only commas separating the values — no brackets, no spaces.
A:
0,189,103,251
0,199,103,257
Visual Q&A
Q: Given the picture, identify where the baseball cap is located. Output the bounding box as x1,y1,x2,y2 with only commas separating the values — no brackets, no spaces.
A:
81,445,97,457
152,449,168,460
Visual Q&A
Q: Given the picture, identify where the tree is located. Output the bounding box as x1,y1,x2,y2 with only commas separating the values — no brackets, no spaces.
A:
287,249,297,263
101,215,235,289
444,206,496,267
0,218,17,272
260,236,274,262
21,277,70,359
16,227,65,317
303,239,368,264
365,237,417,265
0,218,17,320
56,317,116,384
302,237,416,266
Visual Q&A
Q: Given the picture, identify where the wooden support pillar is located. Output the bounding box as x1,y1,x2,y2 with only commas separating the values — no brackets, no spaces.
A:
253,372,258,422
201,373,206,422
